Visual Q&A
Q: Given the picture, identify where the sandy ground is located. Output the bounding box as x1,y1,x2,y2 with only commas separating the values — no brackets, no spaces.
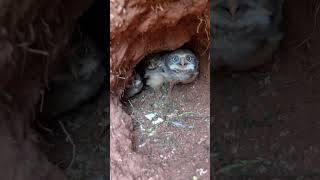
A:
212,48,320,179
124,73,210,179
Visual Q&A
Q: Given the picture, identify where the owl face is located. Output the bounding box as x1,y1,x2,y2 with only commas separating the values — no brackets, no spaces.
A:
130,74,142,87
166,49,197,72
125,73,143,98
211,0,277,30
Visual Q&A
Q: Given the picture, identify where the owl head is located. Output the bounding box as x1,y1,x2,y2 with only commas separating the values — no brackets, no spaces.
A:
211,0,284,31
129,73,142,88
124,73,143,98
165,49,198,72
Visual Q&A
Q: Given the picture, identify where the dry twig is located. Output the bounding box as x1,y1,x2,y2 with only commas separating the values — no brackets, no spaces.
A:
59,121,76,170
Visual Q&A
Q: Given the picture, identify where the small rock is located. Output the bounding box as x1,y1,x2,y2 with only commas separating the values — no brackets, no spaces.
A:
145,113,156,121
196,168,208,176
148,130,156,136
152,118,164,125
171,121,185,128
167,113,176,118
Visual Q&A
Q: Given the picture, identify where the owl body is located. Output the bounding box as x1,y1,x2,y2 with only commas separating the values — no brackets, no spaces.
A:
212,0,284,70
43,37,106,118
144,49,199,90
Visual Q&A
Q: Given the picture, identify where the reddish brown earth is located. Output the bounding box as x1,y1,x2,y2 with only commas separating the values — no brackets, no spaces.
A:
110,0,210,179
213,1,320,179
126,63,210,180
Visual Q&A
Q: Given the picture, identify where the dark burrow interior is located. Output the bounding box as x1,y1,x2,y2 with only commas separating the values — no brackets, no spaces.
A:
34,0,108,179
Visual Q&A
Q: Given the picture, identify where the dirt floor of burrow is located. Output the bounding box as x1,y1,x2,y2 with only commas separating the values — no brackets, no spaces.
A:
123,73,210,179
212,48,320,179
38,91,108,180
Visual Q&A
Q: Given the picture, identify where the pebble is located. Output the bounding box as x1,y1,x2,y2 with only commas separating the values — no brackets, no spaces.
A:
145,113,156,120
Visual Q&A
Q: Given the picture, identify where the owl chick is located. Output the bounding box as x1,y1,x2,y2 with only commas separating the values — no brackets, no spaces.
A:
123,73,143,98
211,0,284,70
43,47,106,118
144,49,199,96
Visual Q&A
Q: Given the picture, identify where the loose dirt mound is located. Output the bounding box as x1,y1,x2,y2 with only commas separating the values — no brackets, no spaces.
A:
110,0,210,179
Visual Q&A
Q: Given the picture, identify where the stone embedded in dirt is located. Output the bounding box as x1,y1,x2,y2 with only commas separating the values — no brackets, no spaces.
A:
152,117,164,125
148,129,156,137
145,113,157,121
196,168,208,176
170,121,186,128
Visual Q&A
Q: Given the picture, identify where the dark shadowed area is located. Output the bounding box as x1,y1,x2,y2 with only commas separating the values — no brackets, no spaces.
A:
0,0,108,179
213,0,320,179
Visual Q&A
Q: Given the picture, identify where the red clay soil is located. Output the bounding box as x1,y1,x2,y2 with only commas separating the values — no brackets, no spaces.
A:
213,1,320,179
110,0,210,179
127,72,210,179
0,0,94,179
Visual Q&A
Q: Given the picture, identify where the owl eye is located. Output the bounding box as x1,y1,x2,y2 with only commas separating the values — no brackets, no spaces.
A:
170,55,179,62
186,55,193,62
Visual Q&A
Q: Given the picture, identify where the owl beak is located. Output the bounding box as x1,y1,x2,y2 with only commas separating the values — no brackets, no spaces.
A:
180,59,185,66
228,0,238,17
230,6,237,17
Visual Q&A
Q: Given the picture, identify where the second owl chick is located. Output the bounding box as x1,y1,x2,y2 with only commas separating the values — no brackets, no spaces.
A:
144,49,199,95
42,37,106,118
123,73,143,98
